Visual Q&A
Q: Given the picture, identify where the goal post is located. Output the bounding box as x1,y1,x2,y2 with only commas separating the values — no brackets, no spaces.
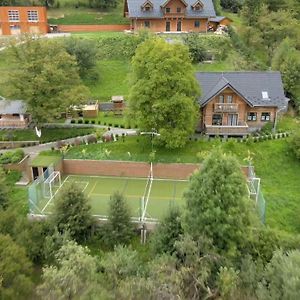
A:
43,171,62,199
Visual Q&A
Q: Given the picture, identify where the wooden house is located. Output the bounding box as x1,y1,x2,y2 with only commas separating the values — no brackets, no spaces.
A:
124,0,216,32
208,16,232,31
0,6,48,36
195,72,289,137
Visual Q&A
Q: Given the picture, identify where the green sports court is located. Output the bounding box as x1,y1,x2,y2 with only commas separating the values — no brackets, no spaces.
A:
29,173,190,221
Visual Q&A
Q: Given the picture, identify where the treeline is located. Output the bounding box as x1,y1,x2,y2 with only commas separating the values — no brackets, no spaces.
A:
1,150,300,299
224,0,300,109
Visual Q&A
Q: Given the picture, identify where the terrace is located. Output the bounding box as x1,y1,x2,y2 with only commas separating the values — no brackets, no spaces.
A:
205,121,249,136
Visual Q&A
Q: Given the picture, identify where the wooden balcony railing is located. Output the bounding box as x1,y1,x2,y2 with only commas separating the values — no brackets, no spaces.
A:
163,12,185,17
214,103,238,113
205,121,249,136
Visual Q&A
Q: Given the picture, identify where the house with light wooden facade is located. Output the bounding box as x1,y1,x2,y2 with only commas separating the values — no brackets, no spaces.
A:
124,0,216,32
196,72,289,137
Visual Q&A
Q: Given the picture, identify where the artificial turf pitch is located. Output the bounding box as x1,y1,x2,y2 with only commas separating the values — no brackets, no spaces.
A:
34,175,189,220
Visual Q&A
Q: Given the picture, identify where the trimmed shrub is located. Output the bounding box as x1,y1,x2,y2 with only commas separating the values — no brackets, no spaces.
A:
91,120,95,124
84,120,90,124
87,135,97,144
78,119,83,124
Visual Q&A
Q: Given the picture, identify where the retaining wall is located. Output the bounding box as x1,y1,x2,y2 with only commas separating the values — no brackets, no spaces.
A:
58,24,131,32
62,159,200,180
3,154,31,179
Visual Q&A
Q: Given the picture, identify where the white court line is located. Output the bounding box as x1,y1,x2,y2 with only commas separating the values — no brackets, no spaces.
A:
41,175,70,213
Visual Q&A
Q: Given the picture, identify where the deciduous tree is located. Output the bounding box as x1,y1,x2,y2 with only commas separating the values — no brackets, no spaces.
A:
37,240,99,300
0,168,9,210
129,38,200,149
0,234,33,300
8,37,89,124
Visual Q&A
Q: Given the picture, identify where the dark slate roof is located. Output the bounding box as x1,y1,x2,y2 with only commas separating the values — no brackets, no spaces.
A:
0,99,27,114
195,72,289,108
209,16,227,22
126,0,216,18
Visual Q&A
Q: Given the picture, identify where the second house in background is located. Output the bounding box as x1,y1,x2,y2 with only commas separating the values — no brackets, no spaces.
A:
124,0,216,32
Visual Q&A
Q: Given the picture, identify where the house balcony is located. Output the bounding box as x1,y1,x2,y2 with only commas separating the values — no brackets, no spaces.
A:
205,121,249,136
214,103,238,113
163,12,185,18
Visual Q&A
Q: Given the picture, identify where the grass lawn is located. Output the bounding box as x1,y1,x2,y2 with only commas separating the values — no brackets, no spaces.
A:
85,60,130,101
0,127,95,143
47,5,129,25
83,111,136,128
71,31,125,39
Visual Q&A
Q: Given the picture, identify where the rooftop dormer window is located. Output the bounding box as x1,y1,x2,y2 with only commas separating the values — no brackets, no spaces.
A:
191,0,204,11
141,0,153,12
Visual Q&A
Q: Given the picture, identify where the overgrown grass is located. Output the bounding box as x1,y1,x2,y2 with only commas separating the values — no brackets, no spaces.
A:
0,128,95,142
47,4,129,25
85,60,130,101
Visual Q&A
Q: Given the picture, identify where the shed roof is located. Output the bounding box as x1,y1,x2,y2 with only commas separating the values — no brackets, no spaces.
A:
126,0,216,18
209,16,231,22
195,72,289,108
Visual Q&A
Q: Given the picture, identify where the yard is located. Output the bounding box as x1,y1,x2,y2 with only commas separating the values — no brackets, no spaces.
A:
47,1,129,25
63,117,300,233
0,127,95,143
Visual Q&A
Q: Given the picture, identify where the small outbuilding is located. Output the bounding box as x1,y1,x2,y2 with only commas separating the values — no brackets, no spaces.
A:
208,16,232,31
0,98,30,128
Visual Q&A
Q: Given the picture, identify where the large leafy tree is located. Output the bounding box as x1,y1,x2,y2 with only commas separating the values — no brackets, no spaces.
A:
51,183,94,242
184,150,255,259
0,234,33,300
129,38,200,149
8,37,88,124
104,192,134,248
37,240,99,300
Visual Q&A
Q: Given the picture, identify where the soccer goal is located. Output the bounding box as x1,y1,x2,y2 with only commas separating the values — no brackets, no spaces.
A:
43,171,62,199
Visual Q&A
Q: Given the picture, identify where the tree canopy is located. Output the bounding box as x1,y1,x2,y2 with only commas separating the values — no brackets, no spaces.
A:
8,37,89,124
129,38,200,149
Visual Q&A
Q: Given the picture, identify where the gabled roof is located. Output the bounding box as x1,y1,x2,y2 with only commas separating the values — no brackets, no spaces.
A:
126,0,216,19
161,0,188,7
191,0,204,8
0,99,27,114
141,0,154,8
195,72,289,108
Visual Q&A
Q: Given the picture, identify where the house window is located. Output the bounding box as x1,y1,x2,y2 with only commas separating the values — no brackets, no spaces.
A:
8,10,20,22
227,95,233,103
261,112,270,122
194,20,200,27
28,10,39,22
145,6,150,11
218,95,224,103
166,7,171,13
212,114,222,125
177,7,181,13
247,112,257,121
194,4,203,11
144,21,150,28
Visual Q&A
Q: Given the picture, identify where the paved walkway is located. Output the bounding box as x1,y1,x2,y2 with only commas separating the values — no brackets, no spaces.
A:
0,126,138,155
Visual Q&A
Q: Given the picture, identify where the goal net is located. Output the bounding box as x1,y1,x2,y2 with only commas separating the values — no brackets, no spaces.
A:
43,171,62,199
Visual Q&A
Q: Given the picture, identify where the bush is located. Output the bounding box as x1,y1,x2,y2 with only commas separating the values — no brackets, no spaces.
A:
91,120,95,124
290,131,300,159
98,120,101,124
0,149,25,164
261,121,274,134
87,135,97,144
78,120,83,124
70,119,75,124
84,120,90,124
